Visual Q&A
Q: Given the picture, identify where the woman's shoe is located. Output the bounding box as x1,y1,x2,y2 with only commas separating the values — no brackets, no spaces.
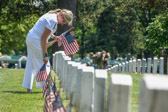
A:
27,89,32,93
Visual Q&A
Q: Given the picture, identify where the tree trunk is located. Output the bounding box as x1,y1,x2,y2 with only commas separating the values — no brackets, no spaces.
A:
50,0,77,65
52,0,77,52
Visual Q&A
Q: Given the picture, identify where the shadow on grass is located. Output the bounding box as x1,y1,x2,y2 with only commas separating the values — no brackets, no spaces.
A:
2,91,42,94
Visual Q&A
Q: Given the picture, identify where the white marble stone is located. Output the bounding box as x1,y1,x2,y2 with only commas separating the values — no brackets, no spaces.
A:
18,56,27,68
139,74,168,112
62,56,71,90
74,64,86,106
142,58,146,74
147,58,151,73
79,67,94,112
73,64,86,107
55,52,59,73
159,57,164,74
94,69,107,112
118,64,122,72
137,59,141,73
125,62,129,73
153,57,158,74
132,60,136,73
108,74,132,112
129,60,133,73
122,63,125,72
65,61,75,97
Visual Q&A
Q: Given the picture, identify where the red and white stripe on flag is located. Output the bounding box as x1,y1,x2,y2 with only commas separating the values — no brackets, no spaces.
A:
36,71,47,82
43,81,48,97
58,34,79,55
43,92,56,112
53,107,66,112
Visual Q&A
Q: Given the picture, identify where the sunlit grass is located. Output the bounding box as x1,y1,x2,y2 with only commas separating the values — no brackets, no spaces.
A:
0,69,73,112
0,68,141,112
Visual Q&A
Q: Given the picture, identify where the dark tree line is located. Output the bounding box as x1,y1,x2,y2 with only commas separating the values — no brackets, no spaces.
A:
0,0,167,60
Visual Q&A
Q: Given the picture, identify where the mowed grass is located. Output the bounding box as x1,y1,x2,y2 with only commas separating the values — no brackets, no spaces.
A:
0,68,45,112
0,68,142,112
107,72,143,112
0,68,72,112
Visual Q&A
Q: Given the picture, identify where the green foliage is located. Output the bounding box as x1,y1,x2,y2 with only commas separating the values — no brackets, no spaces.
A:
82,1,143,57
145,12,168,55
76,1,105,58
0,0,57,55
0,0,40,55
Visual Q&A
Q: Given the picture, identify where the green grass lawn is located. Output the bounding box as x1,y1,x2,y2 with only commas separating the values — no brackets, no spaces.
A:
0,68,72,112
0,68,142,112
0,68,44,112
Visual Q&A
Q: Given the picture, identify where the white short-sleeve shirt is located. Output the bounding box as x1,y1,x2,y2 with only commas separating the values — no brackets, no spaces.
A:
27,13,58,41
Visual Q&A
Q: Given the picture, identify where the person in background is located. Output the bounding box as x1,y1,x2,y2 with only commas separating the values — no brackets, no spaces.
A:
22,9,73,93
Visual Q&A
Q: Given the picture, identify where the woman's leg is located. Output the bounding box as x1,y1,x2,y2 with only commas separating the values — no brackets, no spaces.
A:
22,44,35,91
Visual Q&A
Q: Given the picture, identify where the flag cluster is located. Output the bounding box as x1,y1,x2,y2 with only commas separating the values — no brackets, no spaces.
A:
58,30,79,55
43,74,66,112
36,64,47,82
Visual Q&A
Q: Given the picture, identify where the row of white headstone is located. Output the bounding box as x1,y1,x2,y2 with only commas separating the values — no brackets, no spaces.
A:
107,57,168,75
15,56,27,69
52,51,168,112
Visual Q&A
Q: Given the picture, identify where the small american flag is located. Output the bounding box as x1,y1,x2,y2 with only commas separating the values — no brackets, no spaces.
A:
43,75,65,112
43,92,56,112
52,92,66,112
43,76,56,98
36,64,48,82
58,30,79,55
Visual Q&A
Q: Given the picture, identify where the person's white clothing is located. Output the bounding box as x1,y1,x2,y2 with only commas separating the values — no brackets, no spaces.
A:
28,13,58,41
22,13,58,89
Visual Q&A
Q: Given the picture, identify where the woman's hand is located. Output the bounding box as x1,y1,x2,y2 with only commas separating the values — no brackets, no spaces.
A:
51,34,56,39
43,57,48,64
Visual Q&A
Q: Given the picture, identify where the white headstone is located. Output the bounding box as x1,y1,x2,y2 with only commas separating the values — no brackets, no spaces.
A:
142,58,146,74
94,69,107,112
159,57,164,74
139,75,168,112
132,60,136,73
129,60,133,73
147,58,151,73
137,59,141,73
153,57,158,74
79,67,94,112
108,74,132,112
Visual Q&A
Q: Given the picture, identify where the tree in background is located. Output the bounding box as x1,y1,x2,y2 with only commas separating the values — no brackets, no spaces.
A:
51,0,77,53
0,0,57,55
83,1,142,59
145,13,168,56
76,1,106,59
145,12,168,74
134,0,168,58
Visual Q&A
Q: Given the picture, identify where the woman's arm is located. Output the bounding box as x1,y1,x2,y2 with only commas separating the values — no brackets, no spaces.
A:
41,27,51,64
47,38,58,48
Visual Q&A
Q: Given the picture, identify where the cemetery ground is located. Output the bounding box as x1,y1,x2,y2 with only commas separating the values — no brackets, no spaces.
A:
0,68,142,112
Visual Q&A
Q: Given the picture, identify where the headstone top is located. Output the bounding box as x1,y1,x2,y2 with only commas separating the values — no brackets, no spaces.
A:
95,69,107,78
83,66,94,72
77,64,86,69
143,74,168,90
67,61,75,65
111,74,132,85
